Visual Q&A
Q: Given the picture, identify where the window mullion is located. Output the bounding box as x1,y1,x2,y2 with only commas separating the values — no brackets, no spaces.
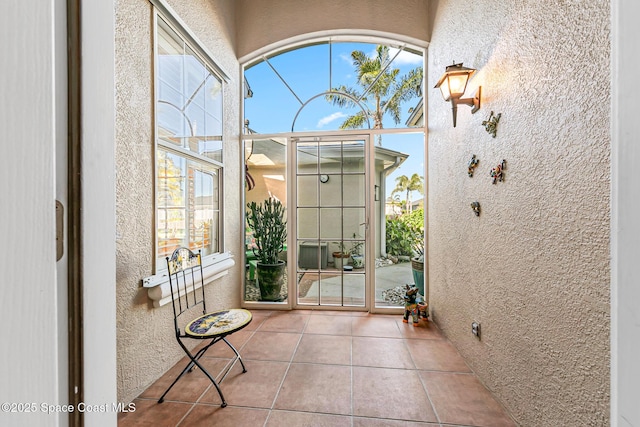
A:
158,139,223,168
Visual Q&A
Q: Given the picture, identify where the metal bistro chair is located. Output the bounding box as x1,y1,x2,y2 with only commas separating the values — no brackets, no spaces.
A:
158,247,252,407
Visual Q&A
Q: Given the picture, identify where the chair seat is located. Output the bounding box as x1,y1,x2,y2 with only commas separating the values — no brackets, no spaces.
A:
185,308,252,338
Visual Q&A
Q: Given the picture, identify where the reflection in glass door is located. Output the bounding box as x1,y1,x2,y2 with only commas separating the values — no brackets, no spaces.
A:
374,133,425,310
243,137,289,305
295,136,367,308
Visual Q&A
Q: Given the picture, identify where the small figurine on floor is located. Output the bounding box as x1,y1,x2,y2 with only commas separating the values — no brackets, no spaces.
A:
403,284,421,326
418,301,429,321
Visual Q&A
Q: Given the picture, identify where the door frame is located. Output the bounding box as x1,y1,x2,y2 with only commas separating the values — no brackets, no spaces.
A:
290,133,371,311
241,128,424,314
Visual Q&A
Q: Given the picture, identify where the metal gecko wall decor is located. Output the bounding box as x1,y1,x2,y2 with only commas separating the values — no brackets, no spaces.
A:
470,201,481,216
490,159,506,184
467,154,479,177
482,111,501,138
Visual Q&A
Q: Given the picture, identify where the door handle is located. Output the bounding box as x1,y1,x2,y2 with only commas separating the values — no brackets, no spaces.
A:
56,200,64,261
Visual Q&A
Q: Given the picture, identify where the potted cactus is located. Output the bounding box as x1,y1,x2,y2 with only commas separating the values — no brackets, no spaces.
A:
246,198,287,301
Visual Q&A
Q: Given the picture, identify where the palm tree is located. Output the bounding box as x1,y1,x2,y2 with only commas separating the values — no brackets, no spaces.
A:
391,173,424,213
325,45,422,141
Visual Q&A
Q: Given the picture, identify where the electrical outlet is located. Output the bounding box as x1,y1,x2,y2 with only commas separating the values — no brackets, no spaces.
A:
471,321,481,339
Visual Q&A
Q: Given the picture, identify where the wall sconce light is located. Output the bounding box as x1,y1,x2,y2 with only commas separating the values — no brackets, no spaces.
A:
434,62,481,127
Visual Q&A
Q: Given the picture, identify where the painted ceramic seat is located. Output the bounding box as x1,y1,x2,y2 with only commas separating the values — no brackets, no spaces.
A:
186,309,252,337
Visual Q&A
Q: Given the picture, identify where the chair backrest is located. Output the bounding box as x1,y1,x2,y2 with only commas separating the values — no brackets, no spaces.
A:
166,247,207,335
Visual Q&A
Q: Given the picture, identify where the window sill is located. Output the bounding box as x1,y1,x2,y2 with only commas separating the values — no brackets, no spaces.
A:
143,252,235,308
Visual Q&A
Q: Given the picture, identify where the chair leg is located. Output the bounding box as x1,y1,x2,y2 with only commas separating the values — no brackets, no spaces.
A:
189,355,228,408
158,361,192,404
158,338,228,407
223,337,247,373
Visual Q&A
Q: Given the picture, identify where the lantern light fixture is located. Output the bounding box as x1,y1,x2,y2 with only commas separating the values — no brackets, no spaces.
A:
434,62,481,127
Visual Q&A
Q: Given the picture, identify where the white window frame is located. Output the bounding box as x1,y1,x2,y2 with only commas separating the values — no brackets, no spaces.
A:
144,1,233,301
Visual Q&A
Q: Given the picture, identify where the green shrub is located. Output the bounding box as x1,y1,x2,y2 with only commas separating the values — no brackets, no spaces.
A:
385,217,415,256
402,208,424,233
385,208,424,257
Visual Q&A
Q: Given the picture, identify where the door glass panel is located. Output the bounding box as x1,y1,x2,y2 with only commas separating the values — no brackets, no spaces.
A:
296,136,367,308
342,140,365,173
319,141,342,174
297,242,328,270
297,142,318,174
319,208,342,240
319,174,341,206
297,208,319,239
297,175,318,206
342,208,365,238
243,137,288,304
342,175,365,206
319,273,365,306
374,133,425,309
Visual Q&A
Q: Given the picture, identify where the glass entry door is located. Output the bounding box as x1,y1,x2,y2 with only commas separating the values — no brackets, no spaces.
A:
294,135,368,308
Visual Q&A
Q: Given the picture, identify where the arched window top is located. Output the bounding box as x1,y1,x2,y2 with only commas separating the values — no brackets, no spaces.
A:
243,39,425,134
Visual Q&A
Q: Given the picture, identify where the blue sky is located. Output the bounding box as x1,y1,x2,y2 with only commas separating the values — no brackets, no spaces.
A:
244,42,423,133
243,42,425,200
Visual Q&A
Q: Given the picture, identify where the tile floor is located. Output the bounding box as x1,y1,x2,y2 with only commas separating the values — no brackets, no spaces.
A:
119,310,516,427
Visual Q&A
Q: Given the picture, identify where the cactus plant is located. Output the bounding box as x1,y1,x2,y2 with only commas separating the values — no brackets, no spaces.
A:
246,198,287,265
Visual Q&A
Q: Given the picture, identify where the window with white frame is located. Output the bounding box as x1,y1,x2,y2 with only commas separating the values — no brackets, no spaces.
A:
155,14,223,269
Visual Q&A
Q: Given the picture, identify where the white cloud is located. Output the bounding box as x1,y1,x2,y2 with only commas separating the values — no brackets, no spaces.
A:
389,48,423,66
366,47,422,66
317,112,348,128
339,53,352,65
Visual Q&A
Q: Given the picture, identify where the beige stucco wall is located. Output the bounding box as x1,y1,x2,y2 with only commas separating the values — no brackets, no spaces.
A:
246,166,287,206
115,0,240,404
427,1,610,425
113,0,612,421
235,0,431,60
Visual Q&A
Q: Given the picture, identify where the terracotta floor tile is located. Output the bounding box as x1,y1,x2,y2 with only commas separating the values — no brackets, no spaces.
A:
241,331,301,361
274,363,352,415
395,318,445,340
353,417,440,427
352,336,414,369
177,404,269,427
406,339,471,372
421,371,515,427
305,314,353,335
130,310,516,426
199,360,288,408
351,315,403,338
242,311,272,331
138,357,229,402
196,329,254,358
266,410,352,426
117,399,192,426
310,309,365,316
352,366,437,422
293,334,352,365
257,311,310,333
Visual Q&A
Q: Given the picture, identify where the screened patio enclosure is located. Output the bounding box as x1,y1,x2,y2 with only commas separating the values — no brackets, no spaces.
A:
241,38,426,312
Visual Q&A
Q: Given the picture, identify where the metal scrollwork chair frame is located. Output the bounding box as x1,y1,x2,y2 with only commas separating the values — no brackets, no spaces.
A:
158,247,252,407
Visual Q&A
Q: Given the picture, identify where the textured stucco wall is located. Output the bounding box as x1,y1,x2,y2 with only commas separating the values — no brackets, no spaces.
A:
115,0,240,404
427,1,610,425
235,0,431,60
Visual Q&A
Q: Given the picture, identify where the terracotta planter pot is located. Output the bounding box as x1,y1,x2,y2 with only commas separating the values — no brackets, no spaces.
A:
332,252,350,270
